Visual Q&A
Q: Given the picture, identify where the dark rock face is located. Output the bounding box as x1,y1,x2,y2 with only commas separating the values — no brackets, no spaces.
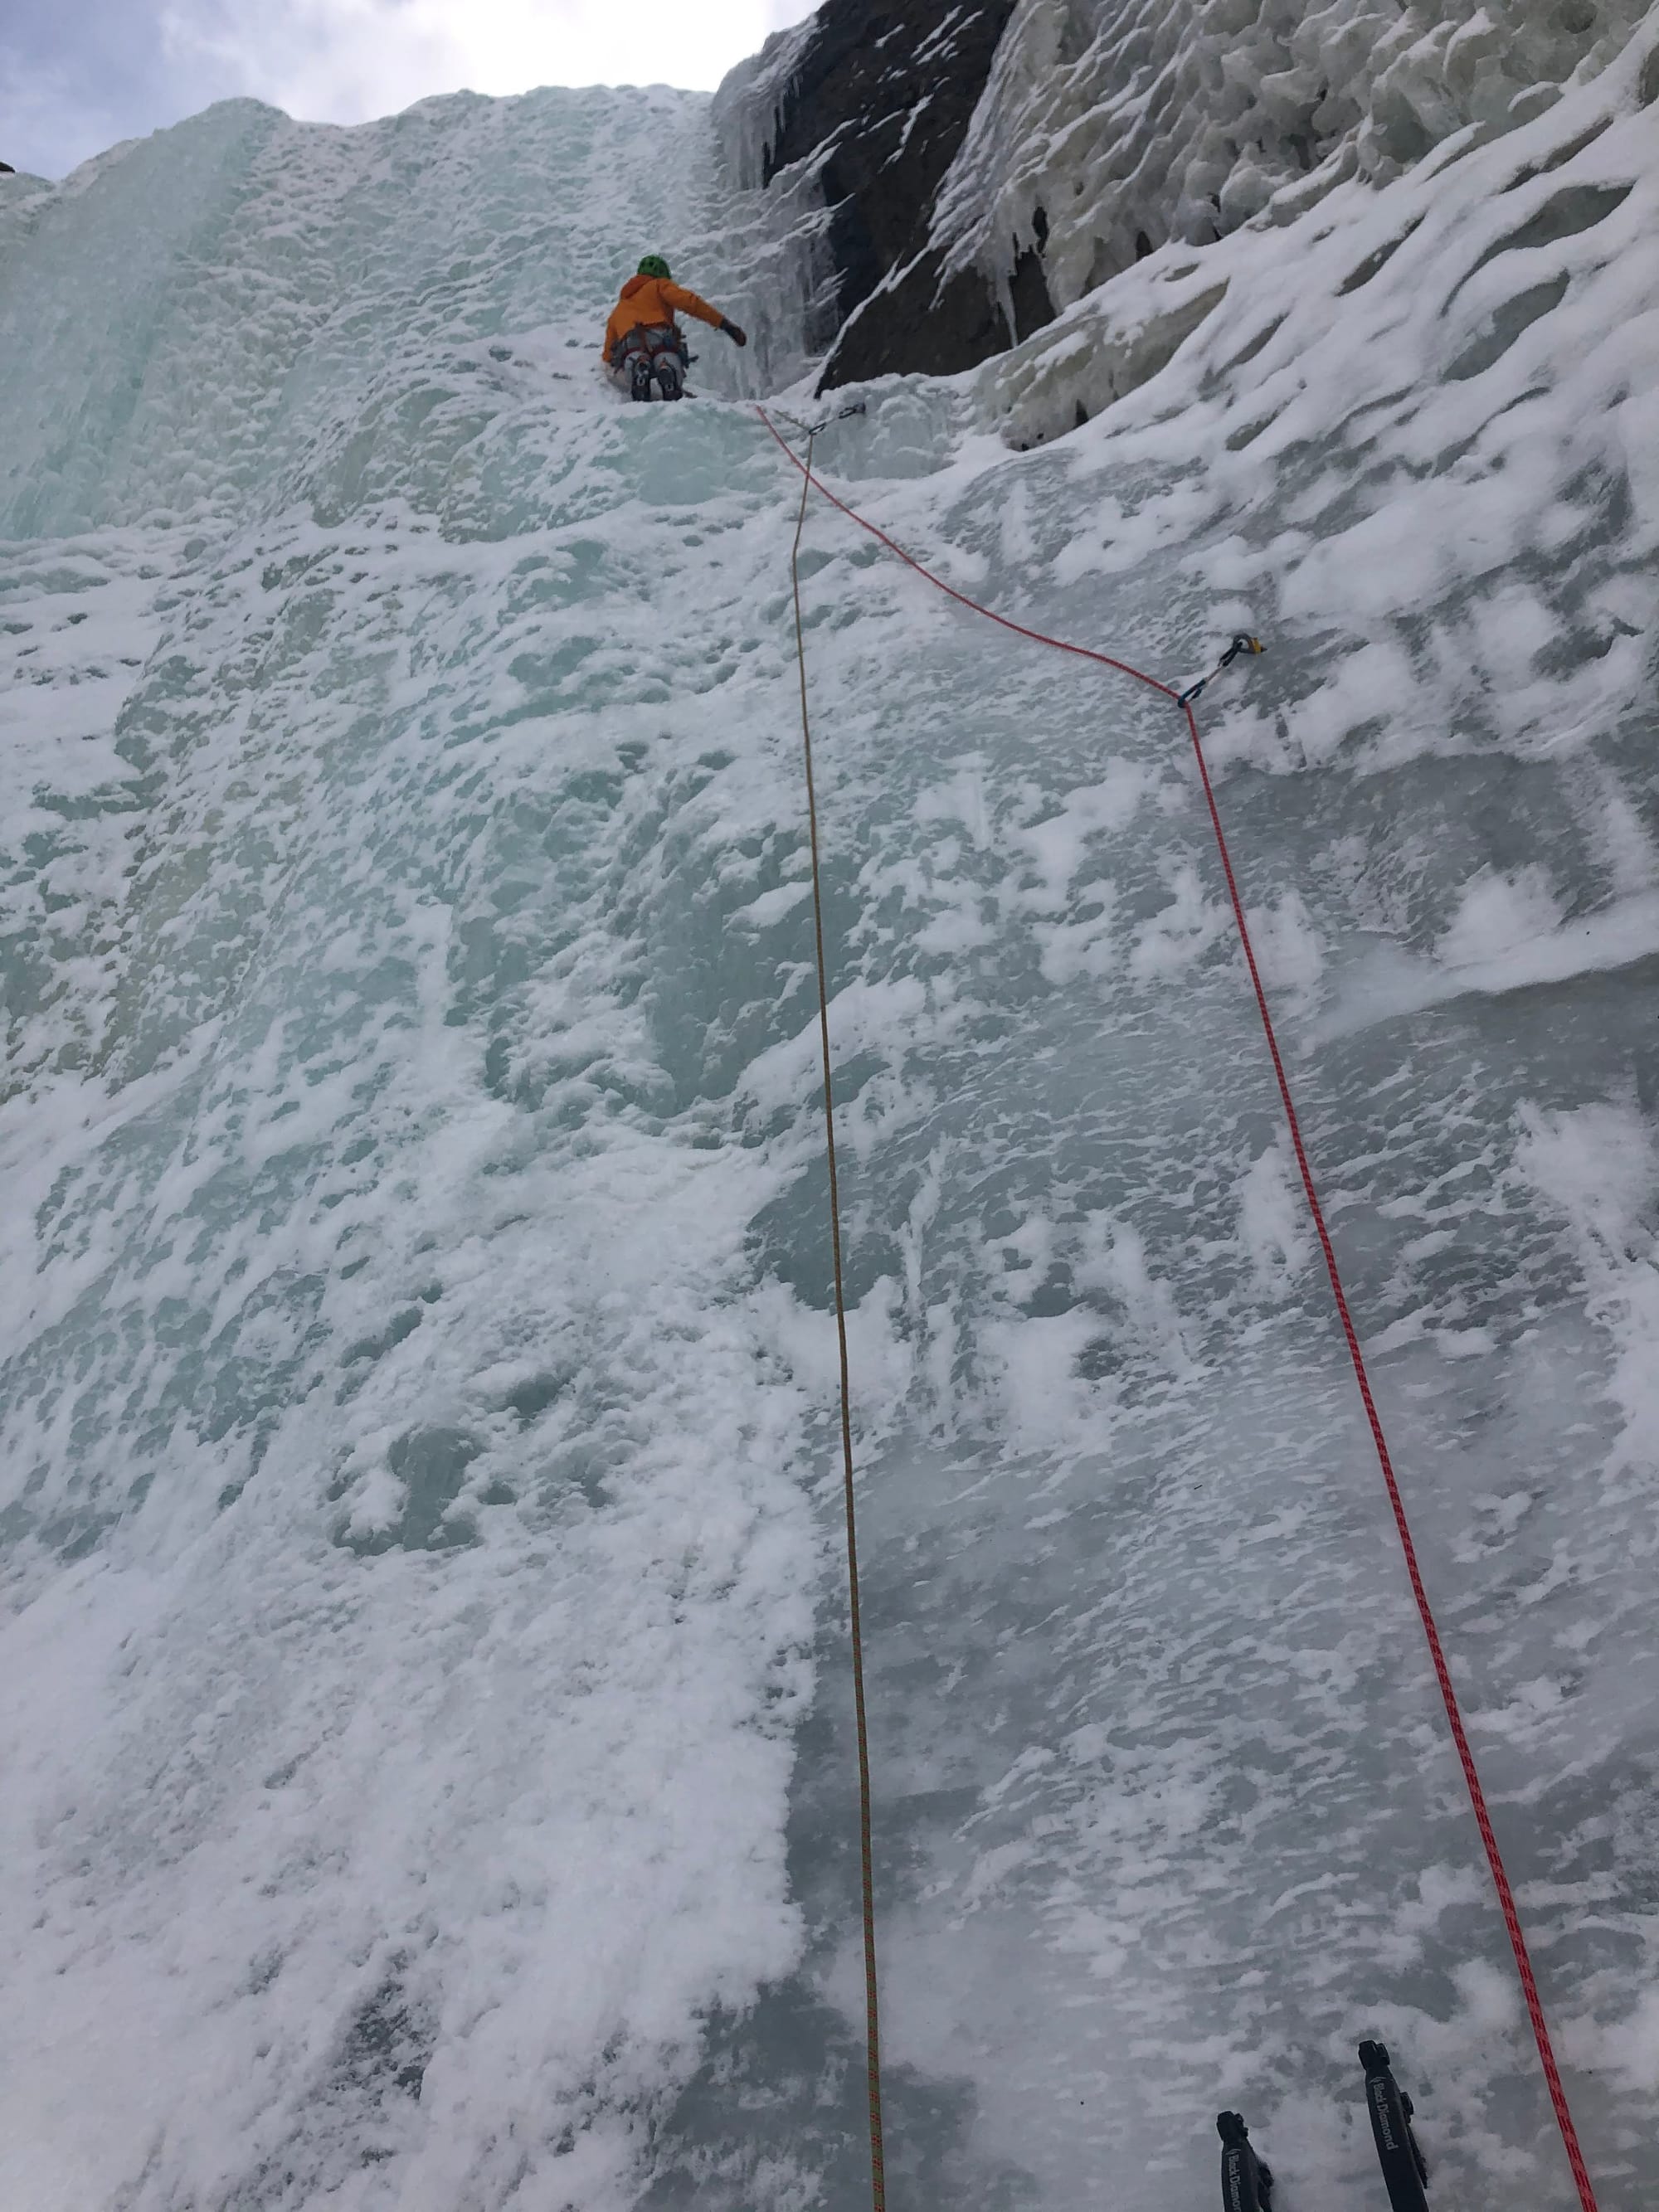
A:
757,0,1048,389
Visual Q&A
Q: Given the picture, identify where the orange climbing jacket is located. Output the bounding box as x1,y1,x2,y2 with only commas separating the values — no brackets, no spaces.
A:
603,273,726,360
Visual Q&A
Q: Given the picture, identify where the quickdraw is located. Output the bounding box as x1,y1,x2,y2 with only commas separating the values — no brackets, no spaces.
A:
769,400,868,441
1176,631,1266,708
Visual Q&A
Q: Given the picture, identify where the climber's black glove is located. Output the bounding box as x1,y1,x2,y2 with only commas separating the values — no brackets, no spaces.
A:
721,318,748,348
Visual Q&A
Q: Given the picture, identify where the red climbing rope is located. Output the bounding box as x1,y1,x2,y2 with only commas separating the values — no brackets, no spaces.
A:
757,405,1602,2212
757,408,1180,698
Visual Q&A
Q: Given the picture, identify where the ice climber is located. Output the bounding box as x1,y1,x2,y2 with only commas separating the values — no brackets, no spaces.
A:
603,255,747,401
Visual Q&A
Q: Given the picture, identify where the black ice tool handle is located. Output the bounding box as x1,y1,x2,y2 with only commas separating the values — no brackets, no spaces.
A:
1359,2041,1430,2212
1217,2111,1274,2211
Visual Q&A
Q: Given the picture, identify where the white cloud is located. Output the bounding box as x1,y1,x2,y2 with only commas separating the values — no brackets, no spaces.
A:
3,0,817,176
160,0,817,122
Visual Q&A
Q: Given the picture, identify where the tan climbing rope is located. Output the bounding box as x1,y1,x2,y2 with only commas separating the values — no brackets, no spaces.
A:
788,429,888,2212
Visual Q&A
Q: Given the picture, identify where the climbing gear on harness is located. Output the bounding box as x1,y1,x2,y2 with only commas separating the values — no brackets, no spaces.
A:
786,425,888,2212
615,323,690,401
611,324,688,368
636,253,671,279
1360,2043,1431,2212
756,402,1603,2212
1177,632,1265,708
1218,2112,1274,2210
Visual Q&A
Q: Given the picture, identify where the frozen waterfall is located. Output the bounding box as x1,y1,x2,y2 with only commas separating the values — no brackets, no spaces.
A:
2,27,1658,2212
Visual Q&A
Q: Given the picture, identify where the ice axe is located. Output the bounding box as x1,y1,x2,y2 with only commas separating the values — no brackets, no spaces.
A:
1359,2040,1431,2210
1217,2110,1273,2210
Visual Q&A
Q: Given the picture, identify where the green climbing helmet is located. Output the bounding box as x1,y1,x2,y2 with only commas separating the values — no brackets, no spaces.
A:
637,254,672,280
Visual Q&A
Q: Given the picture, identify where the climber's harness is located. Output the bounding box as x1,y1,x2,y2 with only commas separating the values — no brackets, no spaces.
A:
611,321,689,371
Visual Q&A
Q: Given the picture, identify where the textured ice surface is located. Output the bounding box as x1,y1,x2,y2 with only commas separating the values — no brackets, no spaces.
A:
925,0,1652,318
2,29,1659,2212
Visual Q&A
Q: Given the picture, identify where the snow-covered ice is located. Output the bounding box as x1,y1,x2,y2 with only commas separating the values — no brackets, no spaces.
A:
925,0,1651,322
2,17,1658,2211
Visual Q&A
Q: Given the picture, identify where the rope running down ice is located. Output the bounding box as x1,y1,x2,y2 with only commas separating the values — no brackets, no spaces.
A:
757,401,1600,2212
788,426,888,2212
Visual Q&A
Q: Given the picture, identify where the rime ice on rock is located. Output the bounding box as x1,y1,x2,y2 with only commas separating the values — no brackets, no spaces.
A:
932,0,1652,313
719,0,1652,381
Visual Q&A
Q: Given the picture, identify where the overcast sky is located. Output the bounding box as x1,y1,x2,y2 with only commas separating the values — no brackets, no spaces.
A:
2,0,818,178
